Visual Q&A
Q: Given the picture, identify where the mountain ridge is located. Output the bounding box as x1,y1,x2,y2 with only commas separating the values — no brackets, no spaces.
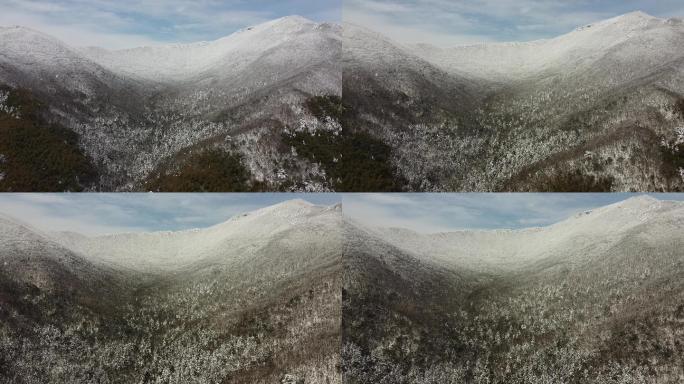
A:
408,11,684,81
78,16,341,82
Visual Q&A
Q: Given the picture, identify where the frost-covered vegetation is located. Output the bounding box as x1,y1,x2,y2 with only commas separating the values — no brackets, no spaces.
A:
0,18,342,191
344,12,684,192
342,196,684,383
282,96,401,191
2,12,684,191
145,149,259,192
0,201,342,383
2,197,683,382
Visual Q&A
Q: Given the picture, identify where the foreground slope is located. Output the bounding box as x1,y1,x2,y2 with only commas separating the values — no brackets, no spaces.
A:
0,200,342,383
343,196,684,383
0,17,342,191
343,12,684,191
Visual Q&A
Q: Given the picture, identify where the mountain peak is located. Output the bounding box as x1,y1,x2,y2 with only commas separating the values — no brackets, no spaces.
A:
620,195,660,205
622,10,655,19
596,195,663,215
276,198,315,207
603,10,658,25
229,199,320,222
264,15,315,29
274,15,313,23
0,25,60,42
0,25,36,32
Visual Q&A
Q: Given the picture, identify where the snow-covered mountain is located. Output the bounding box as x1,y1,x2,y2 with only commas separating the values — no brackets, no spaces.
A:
343,12,684,192
0,200,342,383
343,196,684,382
80,16,338,83
367,195,683,272
53,199,341,273
3,11,681,192
0,17,342,191
3,196,683,381
410,11,684,81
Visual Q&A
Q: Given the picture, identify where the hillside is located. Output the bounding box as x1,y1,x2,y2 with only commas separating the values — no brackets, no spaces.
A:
342,196,684,383
2,196,683,382
343,12,684,192
0,200,342,383
0,17,342,191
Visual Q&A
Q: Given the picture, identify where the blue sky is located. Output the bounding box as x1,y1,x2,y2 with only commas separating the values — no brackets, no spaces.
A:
344,193,684,233
0,194,340,235
344,0,684,46
0,0,341,49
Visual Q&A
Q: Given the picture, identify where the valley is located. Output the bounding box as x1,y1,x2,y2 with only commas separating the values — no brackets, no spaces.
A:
343,12,684,192
0,17,342,192
1,196,682,382
0,200,342,383
342,196,684,383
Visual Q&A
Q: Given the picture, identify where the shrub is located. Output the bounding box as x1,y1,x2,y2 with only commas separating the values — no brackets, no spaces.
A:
675,98,684,118
0,87,97,191
145,149,258,192
536,169,614,192
284,130,401,192
306,95,345,122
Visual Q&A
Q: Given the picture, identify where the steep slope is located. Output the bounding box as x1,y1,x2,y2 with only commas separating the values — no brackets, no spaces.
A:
0,214,131,383
0,213,122,299
0,26,149,109
0,17,343,191
344,12,684,191
342,196,684,383
1,200,342,383
342,23,488,190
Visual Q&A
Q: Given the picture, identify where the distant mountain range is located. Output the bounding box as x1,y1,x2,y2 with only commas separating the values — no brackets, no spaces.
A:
344,11,684,192
1,12,683,191
1,197,683,382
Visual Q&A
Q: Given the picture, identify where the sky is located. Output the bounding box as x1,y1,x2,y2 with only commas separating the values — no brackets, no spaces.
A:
0,193,340,235
344,193,684,233
344,0,684,46
0,0,341,49
2,193,682,236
